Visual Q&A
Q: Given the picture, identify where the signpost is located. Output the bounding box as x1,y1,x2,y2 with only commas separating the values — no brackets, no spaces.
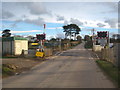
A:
97,31,109,47
35,24,46,58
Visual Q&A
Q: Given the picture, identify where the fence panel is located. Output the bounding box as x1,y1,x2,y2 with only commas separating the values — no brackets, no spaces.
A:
100,43,118,66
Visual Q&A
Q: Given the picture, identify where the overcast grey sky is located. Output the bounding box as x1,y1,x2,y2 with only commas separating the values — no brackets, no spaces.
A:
0,1,119,38
1,2,118,28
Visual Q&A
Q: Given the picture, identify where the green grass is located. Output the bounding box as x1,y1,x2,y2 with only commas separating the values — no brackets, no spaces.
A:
96,60,120,87
2,65,15,77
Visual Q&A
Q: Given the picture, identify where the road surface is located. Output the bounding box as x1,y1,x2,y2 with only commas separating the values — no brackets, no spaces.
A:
3,43,116,88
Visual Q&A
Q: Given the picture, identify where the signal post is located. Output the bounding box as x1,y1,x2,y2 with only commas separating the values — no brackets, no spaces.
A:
35,24,46,58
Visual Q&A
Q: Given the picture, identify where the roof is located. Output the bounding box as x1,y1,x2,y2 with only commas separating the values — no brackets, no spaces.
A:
1,37,28,41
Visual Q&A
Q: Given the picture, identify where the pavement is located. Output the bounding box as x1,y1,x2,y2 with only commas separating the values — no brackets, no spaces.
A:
2,43,116,88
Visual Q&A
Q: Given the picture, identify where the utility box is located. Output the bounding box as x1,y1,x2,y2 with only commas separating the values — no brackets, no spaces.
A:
1,37,28,56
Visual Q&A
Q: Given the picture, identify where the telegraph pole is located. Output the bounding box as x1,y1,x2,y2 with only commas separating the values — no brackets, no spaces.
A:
92,28,95,45
59,38,61,51
43,24,46,50
107,31,110,47
44,24,46,34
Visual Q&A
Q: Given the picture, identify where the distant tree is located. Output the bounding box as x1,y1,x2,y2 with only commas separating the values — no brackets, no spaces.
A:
63,25,69,38
63,24,81,40
49,38,56,42
84,35,91,41
25,35,36,42
111,34,120,43
14,35,23,37
84,35,93,48
2,29,11,37
61,38,70,44
77,35,82,42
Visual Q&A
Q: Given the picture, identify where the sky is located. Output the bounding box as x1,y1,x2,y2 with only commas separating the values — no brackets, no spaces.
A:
0,1,119,39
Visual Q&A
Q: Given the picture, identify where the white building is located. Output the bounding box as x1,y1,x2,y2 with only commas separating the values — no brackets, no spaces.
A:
1,37,28,56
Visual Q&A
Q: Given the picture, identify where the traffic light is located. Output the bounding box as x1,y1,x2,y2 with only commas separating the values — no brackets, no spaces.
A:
36,34,46,40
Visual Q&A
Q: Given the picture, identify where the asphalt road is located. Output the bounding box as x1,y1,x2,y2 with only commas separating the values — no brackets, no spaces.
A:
3,43,116,88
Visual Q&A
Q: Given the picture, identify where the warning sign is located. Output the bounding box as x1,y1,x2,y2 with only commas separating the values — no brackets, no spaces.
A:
35,52,44,57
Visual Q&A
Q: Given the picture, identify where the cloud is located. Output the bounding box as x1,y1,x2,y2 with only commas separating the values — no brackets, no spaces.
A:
0,30,42,34
47,27,62,30
56,33,65,39
81,28,97,32
10,23,17,28
2,2,52,21
99,2,118,13
2,10,14,19
21,15,28,19
5,19,23,28
12,17,45,26
105,18,118,28
24,17,45,26
109,32,117,36
63,18,83,26
70,18,83,26
82,20,111,28
56,15,64,21
27,2,50,15
64,20,69,25
106,2,118,13
46,35,56,40
97,23,106,27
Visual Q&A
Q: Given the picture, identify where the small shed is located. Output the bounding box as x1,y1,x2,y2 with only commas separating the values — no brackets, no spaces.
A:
1,37,28,55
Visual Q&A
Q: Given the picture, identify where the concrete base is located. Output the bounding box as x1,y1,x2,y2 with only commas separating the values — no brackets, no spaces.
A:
93,45,104,52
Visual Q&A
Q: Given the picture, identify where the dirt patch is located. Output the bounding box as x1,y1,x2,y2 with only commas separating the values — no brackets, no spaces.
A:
2,57,45,78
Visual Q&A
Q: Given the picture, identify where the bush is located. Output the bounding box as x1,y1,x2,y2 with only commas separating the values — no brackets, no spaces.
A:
84,41,93,49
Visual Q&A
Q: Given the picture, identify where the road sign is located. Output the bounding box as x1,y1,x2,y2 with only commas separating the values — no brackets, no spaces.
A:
35,51,44,57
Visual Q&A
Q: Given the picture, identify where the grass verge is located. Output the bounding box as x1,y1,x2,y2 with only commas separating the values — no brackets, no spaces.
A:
96,60,120,87
2,65,15,78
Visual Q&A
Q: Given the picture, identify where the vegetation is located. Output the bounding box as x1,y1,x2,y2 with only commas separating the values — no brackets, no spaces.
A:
84,35,91,41
84,35,93,49
2,64,15,77
2,29,11,37
96,60,120,87
84,41,93,49
77,35,82,43
110,34,120,43
110,38,120,43
63,24,81,40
